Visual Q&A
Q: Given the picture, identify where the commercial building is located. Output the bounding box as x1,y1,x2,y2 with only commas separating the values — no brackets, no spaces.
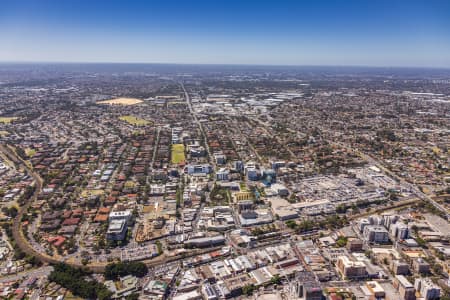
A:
292,272,323,300
365,281,385,298
390,260,410,275
104,275,139,299
106,219,127,241
187,164,212,175
246,167,260,181
413,258,431,274
293,282,323,300
336,256,367,279
268,197,298,221
363,225,389,243
213,153,226,165
185,235,226,248
109,210,132,223
270,161,286,170
346,239,363,252
216,168,229,181
268,183,289,196
390,222,409,240
393,275,416,300
415,278,440,300
143,280,168,299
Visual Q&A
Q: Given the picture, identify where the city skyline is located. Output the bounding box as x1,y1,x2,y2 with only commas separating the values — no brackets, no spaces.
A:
1,0,450,67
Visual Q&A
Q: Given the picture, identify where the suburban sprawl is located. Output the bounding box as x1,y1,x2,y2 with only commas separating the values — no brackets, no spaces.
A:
0,64,449,300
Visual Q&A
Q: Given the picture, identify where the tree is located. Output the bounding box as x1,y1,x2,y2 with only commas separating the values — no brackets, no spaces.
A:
104,262,148,280
285,220,297,230
336,236,348,248
2,206,18,218
336,204,347,214
155,240,163,255
242,284,256,296
49,263,112,300
125,294,140,300
270,274,282,285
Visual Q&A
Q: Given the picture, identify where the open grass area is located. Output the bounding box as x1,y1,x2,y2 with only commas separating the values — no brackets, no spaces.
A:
171,144,185,164
25,148,36,157
0,117,18,124
0,131,9,136
81,189,104,198
124,181,136,188
97,97,143,105
240,182,248,191
118,115,151,126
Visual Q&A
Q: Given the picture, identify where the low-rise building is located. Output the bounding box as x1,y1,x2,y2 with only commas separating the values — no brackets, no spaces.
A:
365,281,385,298
413,258,430,274
393,275,415,300
216,168,229,181
143,280,168,299
106,219,127,241
346,239,363,252
390,260,410,275
415,278,440,300
336,256,367,279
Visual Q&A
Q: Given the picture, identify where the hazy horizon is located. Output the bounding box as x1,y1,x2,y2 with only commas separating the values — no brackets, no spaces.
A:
1,0,450,68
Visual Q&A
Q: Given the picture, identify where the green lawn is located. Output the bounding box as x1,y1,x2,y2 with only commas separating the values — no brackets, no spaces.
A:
25,148,36,157
171,144,185,164
118,115,151,126
0,117,18,124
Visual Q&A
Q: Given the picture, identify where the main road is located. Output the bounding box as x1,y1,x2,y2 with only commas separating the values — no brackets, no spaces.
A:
181,82,215,169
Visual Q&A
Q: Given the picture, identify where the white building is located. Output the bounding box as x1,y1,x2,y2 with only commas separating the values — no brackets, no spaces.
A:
415,278,440,300
187,164,212,175
363,225,389,243
109,210,132,223
216,168,230,181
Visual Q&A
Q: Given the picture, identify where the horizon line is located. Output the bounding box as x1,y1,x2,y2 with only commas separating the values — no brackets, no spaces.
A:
1,60,450,71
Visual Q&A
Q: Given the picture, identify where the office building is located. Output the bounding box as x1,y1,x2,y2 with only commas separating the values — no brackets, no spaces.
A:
106,219,128,241
415,278,440,300
337,256,367,279
363,225,389,243
393,275,416,300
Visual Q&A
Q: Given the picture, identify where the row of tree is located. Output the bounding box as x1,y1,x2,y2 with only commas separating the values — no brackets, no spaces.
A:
104,261,148,280
49,263,112,300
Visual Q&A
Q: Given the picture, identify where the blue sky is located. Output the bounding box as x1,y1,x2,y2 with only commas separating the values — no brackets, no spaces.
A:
1,0,450,67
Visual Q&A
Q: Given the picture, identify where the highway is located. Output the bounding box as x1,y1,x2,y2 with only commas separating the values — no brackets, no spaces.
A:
181,82,215,169
0,266,53,284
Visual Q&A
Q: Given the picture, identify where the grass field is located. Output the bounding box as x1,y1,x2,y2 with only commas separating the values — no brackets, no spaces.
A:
81,189,104,198
0,117,18,124
97,97,143,105
119,115,151,126
25,148,36,157
124,181,136,188
171,144,185,164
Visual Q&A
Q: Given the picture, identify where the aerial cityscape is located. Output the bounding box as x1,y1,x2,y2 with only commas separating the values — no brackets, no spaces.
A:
1,1,450,300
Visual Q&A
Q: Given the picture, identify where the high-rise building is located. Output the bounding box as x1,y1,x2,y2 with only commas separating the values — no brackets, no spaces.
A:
291,272,323,300
363,225,389,243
